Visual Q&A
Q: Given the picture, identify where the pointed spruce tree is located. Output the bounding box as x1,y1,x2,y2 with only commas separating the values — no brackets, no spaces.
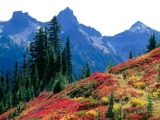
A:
62,47,67,75
105,91,115,120
129,50,133,59
49,16,62,73
65,36,73,83
86,62,91,77
146,33,157,53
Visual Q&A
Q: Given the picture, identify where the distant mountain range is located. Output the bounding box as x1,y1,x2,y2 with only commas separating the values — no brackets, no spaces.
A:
103,21,160,59
0,7,160,75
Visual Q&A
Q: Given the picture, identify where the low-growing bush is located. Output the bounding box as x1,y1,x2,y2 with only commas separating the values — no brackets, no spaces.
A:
130,97,147,107
86,110,98,117
76,110,86,117
135,82,146,89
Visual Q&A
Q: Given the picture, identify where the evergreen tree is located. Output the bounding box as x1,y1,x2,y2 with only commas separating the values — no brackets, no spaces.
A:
23,54,27,72
49,16,62,73
62,47,67,75
0,99,4,113
86,62,91,77
13,61,19,91
48,50,56,80
146,93,153,118
105,60,113,73
129,50,133,59
139,53,141,56
81,62,91,78
53,73,68,93
0,78,4,100
43,27,51,85
81,66,86,79
49,16,61,54
65,36,73,83
29,27,46,81
105,91,114,120
8,89,13,108
32,64,40,96
146,33,157,53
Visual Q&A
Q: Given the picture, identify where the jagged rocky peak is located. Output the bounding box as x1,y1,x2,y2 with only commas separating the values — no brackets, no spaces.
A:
57,7,79,31
129,21,150,33
12,11,29,20
11,11,37,23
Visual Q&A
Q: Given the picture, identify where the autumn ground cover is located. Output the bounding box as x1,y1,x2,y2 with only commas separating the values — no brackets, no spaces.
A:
1,48,160,119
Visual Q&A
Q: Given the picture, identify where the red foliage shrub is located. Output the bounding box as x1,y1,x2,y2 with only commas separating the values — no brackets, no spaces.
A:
0,116,5,120
125,113,143,120
88,72,103,81
123,106,145,114
155,83,160,88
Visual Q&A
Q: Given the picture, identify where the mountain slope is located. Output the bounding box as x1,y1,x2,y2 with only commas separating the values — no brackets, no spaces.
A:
58,7,123,74
1,47,160,119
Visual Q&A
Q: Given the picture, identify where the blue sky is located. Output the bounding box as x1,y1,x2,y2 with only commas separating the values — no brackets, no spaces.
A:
0,0,160,36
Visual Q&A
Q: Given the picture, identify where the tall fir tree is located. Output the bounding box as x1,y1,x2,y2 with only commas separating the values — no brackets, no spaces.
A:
65,36,73,83
62,47,67,75
81,62,91,79
13,61,19,92
105,91,115,120
86,62,91,77
49,16,62,54
147,33,157,53
49,16,62,73
146,93,153,118
129,50,133,59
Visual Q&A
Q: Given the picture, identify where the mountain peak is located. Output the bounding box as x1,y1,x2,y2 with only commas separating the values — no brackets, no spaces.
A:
57,7,79,31
11,11,38,23
3,11,42,35
129,21,150,33
12,11,29,20
63,7,73,14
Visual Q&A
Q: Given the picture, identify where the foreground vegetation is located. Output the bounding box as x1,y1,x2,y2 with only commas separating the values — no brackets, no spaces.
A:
0,47,160,119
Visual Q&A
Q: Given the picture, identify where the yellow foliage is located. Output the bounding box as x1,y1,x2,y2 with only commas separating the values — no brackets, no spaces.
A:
101,97,109,102
113,104,121,112
122,104,131,109
130,97,147,107
73,97,85,100
127,75,140,84
152,91,159,99
86,110,97,117
60,114,74,120
135,82,146,89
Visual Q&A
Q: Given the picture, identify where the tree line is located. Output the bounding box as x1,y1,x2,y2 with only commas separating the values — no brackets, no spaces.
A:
0,16,91,117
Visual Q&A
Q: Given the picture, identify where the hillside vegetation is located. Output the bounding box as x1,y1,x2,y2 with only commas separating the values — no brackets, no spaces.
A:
1,47,160,119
